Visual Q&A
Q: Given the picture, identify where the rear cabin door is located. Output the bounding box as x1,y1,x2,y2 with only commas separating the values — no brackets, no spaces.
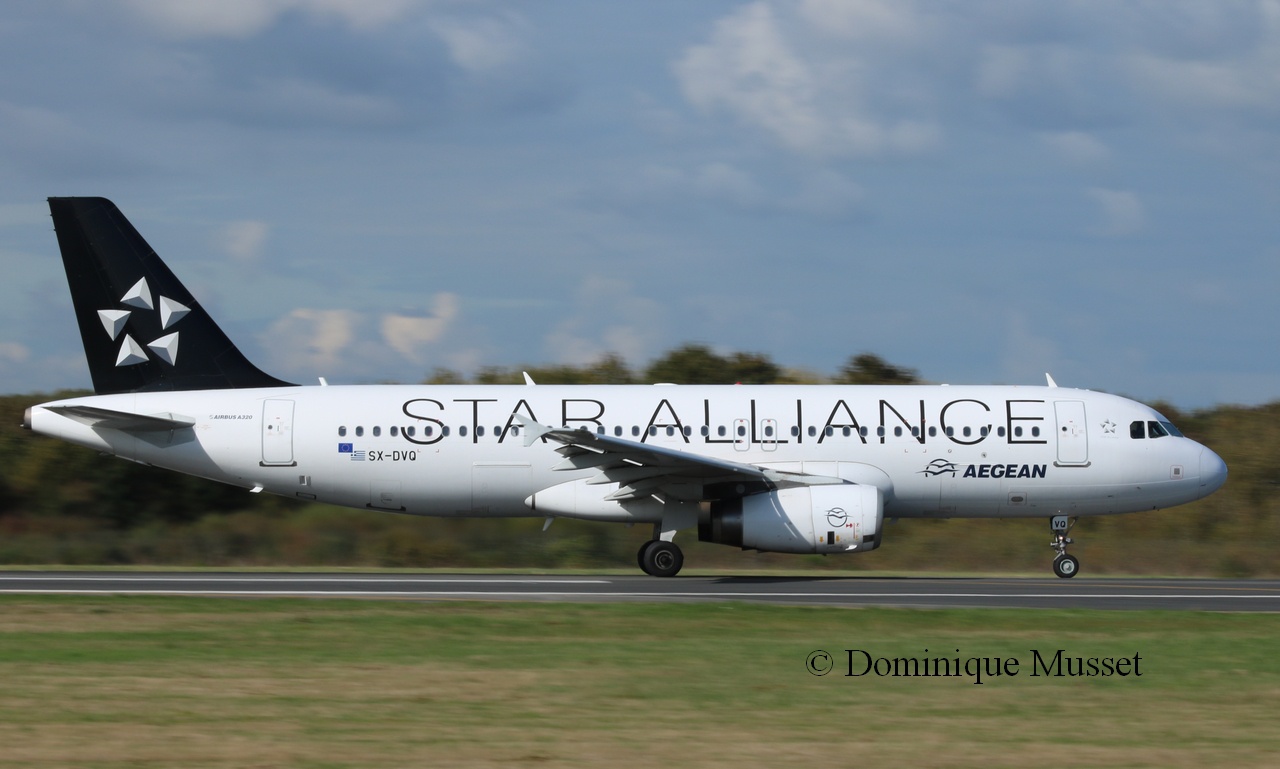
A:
261,399,296,467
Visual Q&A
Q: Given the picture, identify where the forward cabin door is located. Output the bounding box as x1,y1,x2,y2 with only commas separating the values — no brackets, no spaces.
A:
1054,400,1089,466
261,399,296,467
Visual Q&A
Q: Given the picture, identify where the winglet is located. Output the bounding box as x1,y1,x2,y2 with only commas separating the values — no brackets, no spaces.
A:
523,371,536,386
513,413,552,447
1045,373,1058,388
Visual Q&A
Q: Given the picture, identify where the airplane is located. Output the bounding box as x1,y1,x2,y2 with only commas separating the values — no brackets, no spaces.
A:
23,197,1228,578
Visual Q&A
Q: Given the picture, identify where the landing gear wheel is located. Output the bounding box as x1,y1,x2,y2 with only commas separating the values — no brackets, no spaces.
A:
1053,553,1080,579
641,541,684,578
637,540,657,571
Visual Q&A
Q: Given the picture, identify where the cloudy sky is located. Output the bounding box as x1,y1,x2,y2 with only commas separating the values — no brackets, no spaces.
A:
2,0,1278,408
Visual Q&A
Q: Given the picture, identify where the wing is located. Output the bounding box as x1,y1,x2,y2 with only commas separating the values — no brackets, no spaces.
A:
515,415,845,503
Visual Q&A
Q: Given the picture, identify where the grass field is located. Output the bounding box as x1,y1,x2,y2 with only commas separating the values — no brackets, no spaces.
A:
1,597,1278,768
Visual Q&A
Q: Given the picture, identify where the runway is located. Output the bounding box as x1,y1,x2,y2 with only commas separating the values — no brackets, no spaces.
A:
1,571,1278,610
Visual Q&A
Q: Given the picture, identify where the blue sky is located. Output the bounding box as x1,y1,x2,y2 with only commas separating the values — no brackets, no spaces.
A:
1,0,1278,408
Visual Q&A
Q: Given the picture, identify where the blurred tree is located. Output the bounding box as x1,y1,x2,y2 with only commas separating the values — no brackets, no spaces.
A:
644,344,779,384
834,353,919,385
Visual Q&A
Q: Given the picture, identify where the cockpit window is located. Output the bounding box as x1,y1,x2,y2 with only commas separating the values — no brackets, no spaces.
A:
1132,418,1185,439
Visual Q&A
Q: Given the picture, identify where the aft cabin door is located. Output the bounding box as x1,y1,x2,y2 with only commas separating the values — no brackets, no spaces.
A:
1054,400,1089,466
261,399,296,467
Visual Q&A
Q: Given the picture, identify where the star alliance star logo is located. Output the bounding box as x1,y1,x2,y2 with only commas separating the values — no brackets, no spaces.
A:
97,278,190,367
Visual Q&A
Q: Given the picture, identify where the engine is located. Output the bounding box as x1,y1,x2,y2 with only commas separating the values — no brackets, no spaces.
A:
698,484,883,554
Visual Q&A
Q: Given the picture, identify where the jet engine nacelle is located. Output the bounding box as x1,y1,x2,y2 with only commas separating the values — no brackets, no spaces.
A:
699,484,883,554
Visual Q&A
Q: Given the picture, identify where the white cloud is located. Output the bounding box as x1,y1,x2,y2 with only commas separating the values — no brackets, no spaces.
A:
122,0,419,39
380,292,459,364
799,0,926,42
428,13,529,73
261,308,359,372
618,162,863,218
674,1,939,158
220,220,269,261
1088,188,1145,236
0,342,29,364
1042,131,1109,164
544,277,667,366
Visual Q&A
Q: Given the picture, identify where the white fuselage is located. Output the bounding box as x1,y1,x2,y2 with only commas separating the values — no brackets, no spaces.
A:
29,383,1227,523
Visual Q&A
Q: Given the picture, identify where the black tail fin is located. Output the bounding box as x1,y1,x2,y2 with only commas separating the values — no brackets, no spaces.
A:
48,197,295,394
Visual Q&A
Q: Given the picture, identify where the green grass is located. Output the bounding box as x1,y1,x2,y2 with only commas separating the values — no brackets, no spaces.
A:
1,597,1278,767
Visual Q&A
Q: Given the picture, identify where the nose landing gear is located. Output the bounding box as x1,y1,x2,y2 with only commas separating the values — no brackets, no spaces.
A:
1050,515,1079,578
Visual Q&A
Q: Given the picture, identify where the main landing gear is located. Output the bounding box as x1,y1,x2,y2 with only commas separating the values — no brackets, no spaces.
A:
637,539,684,578
1050,515,1079,579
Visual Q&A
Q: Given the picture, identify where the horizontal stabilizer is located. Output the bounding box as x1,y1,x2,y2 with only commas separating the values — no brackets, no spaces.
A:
45,405,195,432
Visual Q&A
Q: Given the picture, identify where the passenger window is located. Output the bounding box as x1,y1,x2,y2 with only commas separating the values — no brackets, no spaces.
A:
632,426,640,436
406,426,416,437
1031,427,1041,437
790,426,799,437
718,426,727,437
876,427,885,438
946,426,954,437
764,425,774,437
843,427,852,437
442,426,450,437
1148,421,1168,438
928,426,937,437
962,427,971,438
860,426,869,438
355,426,364,437
615,426,623,436
997,427,1005,437
459,426,467,437
736,425,746,437
980,426,988,437
808,426,817,437
894,426,903,437
1014,426,1023,437
338,426,347,437
390,426,399,437
424,426,433,437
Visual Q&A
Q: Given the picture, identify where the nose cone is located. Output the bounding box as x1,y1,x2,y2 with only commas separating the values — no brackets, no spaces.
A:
1199,447,1228,495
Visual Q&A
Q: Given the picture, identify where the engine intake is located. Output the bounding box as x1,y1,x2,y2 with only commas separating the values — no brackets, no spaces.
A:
699,485,883,554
